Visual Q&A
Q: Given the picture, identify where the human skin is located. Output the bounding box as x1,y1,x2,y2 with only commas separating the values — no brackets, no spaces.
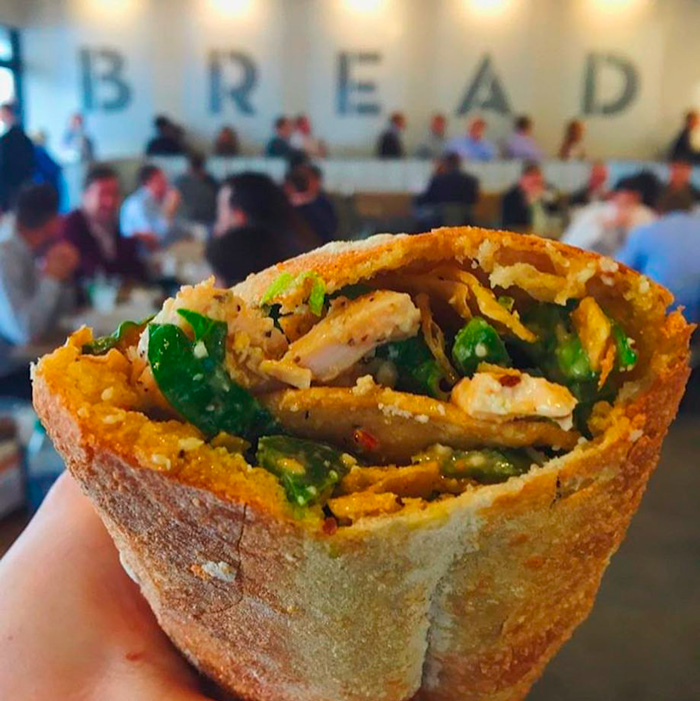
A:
0,473,213,701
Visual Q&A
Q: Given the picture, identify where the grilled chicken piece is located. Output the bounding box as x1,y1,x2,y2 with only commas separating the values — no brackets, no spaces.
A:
260,291,420,389
451,366,578,431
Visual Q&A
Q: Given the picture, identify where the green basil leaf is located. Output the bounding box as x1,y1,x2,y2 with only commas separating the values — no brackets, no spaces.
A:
82,317,152,356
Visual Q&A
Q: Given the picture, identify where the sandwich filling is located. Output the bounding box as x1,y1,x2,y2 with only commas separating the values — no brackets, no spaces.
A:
80,260,639,526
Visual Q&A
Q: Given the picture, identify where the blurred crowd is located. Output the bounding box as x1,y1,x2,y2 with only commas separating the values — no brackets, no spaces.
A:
0,100,698,402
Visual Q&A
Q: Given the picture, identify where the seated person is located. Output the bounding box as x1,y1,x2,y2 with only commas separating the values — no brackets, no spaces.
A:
501,162,559,234
0,184,78,397
61,164,146,284
415,113,447,160
505,116,544,161
145,115,185,157
569,161,609,208
656,159,700,214
208,173,319,286
120,164,186,249
265,116,296,159
558,119,586,161
290,115,327,159
284,164,338,244
414,152,479,227
376,112,406,159
173,152,218,226
446,117,496,162
213,126,240,157
616,210,700,324
562,177,656,257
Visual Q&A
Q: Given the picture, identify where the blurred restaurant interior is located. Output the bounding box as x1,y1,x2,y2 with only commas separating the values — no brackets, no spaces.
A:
0,0,698,699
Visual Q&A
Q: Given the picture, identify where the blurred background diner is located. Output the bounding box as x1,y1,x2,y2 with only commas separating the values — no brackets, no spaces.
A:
0,1,698,698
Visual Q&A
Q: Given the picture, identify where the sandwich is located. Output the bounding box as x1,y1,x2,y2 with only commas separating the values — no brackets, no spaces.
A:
33,227,693,701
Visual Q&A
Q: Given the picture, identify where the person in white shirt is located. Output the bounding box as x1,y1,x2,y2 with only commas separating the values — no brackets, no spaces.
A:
290,114,327,159
562,177,656,257
0,184,78,394
415,113,447,159
62,113,95,163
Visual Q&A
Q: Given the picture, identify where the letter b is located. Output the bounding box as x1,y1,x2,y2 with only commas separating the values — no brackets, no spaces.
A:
80,47,131,113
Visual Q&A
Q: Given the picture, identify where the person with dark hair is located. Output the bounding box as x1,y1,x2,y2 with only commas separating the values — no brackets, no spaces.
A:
284,163,338,243
145,115,185,157
569,161,609,208
120,164,184,248
656,159,700,214
669,110,700,163
265,116,296,159
376,112,406,159
173,152,218,226
61,164,146,284
213,126,240,156
446,117,496,162
501,162,549,231
0,102,36,212
207,172,320,286
505,115,544,161
0,184,78,394
562,176,656,256
559,119,586,161
414,152,479,228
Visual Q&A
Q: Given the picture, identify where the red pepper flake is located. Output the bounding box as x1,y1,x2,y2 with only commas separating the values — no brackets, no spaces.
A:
353,428,379,451
322,517,338,535
499,374,521,387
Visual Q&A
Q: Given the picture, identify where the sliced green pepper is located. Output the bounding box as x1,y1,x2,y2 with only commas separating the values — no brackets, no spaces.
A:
376,335,446,398
451,317,511,377
440,448,535,484
148,311,279,442
611,322,638,371
82,317,152,356
256,435,352,507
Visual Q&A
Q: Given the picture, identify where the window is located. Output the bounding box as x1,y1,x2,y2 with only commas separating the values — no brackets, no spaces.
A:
0,26,21,119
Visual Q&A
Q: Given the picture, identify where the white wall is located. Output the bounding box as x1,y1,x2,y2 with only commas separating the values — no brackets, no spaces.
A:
15,0,700,160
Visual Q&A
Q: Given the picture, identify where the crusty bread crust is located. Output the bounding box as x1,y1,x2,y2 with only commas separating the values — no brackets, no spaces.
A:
34,227,693,700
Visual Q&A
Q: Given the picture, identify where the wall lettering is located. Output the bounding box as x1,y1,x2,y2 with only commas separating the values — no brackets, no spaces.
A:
208,51,258,115
583,52,639,116
79,48,131,113
337,52,381,116
456,54,511,116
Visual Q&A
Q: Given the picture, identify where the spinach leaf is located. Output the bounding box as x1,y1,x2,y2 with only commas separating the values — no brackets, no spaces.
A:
148,316,279,442
256,435,352,507
451,317,511,377
82,317,152,356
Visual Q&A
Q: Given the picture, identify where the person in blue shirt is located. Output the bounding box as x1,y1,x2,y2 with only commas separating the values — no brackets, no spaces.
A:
616,211,700,324
120,164,187,250
446,117,496,162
